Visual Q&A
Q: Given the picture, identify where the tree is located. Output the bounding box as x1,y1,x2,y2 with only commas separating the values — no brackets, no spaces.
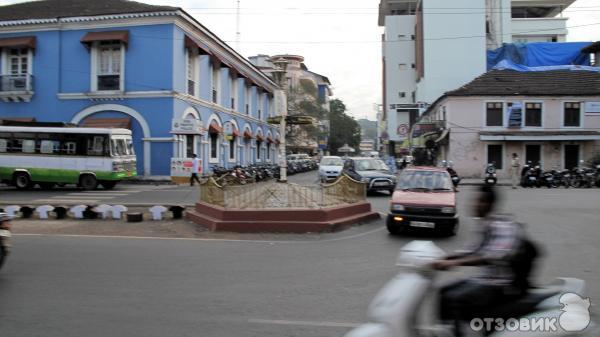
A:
285,79,328,154
328,99,361,155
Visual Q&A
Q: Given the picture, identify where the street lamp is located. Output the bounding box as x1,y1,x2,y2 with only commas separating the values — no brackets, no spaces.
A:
270,57,289,182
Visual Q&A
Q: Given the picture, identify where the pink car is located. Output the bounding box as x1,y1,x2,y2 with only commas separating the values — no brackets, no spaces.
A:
387,167,459,236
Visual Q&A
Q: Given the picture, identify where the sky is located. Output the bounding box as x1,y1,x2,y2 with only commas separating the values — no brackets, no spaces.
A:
2,0,600,121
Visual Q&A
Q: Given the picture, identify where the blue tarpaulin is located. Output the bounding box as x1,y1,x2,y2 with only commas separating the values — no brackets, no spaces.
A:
487,42,592,70
492,59,600,73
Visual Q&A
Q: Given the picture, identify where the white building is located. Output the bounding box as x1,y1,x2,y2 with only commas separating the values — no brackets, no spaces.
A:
378,0,575,156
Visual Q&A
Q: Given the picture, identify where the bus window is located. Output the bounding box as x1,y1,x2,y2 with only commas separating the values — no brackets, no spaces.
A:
126,139,134,155
87,135,107,156
22,139,35,153
64,142,76,154
40,140,60,154
111,139,128,156
0,138,7,152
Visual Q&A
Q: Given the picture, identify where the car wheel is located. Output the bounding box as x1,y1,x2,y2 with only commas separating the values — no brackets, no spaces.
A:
79,174,98,191
13,172,32,190
387,188,395,195
100,181,118,190
386,215,405,235
443,221,459,237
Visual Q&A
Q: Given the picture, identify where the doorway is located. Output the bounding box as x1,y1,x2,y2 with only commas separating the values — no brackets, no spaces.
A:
564,144,579,170
525,144,541,166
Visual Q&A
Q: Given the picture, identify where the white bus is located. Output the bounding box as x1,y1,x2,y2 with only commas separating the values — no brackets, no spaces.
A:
0,126,136,190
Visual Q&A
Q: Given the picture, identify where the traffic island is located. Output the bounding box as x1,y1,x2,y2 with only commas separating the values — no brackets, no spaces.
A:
186,176,380,233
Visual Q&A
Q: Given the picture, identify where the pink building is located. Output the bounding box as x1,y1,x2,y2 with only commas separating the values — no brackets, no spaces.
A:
418,68,600,178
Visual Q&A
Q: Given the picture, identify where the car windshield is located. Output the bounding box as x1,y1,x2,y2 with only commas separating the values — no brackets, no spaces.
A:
354,159,389,171
321,158,343,166
397,170,453,191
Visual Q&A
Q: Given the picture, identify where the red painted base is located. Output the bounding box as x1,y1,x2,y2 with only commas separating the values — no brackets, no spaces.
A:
185,201,380,233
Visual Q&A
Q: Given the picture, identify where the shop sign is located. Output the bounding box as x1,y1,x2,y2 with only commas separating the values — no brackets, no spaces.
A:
171,157,201,178
585,102,600,113
171,118,205,134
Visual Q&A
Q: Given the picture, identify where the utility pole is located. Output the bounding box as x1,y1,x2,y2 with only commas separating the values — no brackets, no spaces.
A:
235,0,241,50
271,57,289,183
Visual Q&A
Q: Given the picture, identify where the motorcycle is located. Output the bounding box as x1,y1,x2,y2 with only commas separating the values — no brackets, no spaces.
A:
344,240,594,337
484,163,497,185
521,162,541,188
441,160,461,188
0,213,12,270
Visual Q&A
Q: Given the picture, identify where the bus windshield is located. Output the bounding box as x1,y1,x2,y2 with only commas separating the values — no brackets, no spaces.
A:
111,138,133,156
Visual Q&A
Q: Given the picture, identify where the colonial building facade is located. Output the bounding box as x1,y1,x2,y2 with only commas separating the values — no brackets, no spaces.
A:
416,68,600,178
0,0,281,177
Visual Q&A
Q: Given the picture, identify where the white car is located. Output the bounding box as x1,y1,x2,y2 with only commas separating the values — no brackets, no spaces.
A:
319,156,344,182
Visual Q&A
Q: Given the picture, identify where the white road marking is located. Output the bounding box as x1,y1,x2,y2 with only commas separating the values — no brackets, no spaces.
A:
247,318,360,328
31,199,103,204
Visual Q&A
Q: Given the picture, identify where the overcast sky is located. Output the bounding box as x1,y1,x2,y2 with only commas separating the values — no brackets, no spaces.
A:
3,0,600,120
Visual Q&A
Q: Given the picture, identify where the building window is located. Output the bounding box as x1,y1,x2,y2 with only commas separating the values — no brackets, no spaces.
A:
2,47,32,91
524,103,542,127
229,137,236,161
212,66,219,104
487,144,503,169
564,102,581,127
245,85,252,115
210,133,218,161
95,41,123,91
185,134,194,158
258,94,263,120
186,49,197,96
230,76,237,110
256,140,262,161
399,63,407,70
399,92,406,98
486,102,503,127
267,142,271,160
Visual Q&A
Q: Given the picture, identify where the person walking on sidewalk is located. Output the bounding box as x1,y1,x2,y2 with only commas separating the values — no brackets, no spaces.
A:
190,154,201,186
510,153,520,189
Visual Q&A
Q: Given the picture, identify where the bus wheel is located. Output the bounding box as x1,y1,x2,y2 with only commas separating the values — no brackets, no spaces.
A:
39,182,56,190
13,172,32,190
79,174,98,190
100,181,117,190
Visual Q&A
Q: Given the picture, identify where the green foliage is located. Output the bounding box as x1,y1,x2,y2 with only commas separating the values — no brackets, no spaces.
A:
328,99,361,155
285,78,328,148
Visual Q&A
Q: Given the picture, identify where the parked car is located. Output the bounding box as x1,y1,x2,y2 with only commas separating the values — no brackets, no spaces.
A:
346,157,397,193
319,156,344,182
387,167,458,236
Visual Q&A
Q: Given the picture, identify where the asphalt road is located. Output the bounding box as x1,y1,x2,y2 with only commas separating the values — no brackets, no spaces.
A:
0,172,599,336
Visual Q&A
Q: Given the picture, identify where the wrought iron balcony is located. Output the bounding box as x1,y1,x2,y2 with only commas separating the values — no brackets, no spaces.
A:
0,74,34,102
1,74,33,92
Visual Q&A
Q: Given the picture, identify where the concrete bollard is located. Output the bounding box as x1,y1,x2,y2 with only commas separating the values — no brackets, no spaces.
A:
35,205,54,219
111,205,128,220
149,205,167,220
169,205,185,219
53,206,68,219
70,205,87,219
4,205,20,218
93,204,112,219
126,213,143,222
20,206,34,219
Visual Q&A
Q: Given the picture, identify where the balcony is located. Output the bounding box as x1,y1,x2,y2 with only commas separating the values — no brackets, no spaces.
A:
0,74,34,102
512,17,568,41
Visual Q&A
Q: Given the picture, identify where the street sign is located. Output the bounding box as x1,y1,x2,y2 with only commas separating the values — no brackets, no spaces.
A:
397,124,408,136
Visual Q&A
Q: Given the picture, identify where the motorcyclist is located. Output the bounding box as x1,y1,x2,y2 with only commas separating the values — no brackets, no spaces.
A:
431,185,537,336
342,159,363,182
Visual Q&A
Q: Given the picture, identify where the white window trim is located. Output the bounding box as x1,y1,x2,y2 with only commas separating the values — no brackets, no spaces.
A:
185,48,199,97
91,41,125,93
211,64,220,104
230,75,238,111
485,142,505,171
1,48,33,89
209,133,220,163
522,101,544,129
482,100,506,129
228,136,237,163
561,101,584,129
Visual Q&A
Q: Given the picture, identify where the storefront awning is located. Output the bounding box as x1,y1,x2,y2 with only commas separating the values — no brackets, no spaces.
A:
243,130,254,139
256,134,265,142
0,36,36,49
81,30,129,46
81,117,131,129
480,131,600,141
232,128,241,137
208,123,223,134
267,136,274,143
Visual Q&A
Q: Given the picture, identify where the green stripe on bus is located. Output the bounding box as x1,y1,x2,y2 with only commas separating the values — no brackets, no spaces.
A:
0,167,137,183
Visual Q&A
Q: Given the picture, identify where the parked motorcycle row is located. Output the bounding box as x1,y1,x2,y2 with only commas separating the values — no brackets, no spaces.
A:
520,160,600,188
211,164,281,185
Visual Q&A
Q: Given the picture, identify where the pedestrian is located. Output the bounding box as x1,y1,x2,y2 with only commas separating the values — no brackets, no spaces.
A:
190,154,201,186
510,153,520,189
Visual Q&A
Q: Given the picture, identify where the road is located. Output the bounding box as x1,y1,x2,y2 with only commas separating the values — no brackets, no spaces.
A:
0,171,599,336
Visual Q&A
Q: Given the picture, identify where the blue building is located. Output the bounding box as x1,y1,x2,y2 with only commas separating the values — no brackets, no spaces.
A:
0,0,281,177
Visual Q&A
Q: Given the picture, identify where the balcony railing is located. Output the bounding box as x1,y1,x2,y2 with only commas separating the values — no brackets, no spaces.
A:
0,74,33,92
